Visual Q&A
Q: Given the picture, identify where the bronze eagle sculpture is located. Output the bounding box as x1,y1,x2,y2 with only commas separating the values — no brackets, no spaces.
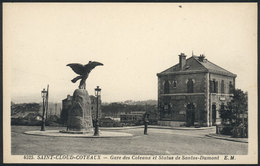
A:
67,61,103,89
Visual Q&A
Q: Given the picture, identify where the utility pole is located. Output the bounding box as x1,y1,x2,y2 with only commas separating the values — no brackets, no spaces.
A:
40,88,48,131
46,85,49,119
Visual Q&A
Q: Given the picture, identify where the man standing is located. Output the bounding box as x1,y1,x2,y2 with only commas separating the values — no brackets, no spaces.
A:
144,112,149,135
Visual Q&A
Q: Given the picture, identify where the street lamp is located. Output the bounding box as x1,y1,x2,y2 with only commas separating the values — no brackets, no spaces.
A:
40,88,47,131
94,86,101,136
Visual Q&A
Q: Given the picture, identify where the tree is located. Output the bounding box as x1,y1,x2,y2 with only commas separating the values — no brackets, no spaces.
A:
219,89,248,137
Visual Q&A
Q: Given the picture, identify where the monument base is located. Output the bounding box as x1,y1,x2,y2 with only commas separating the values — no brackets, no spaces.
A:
59,129,93,134
67,89,93,132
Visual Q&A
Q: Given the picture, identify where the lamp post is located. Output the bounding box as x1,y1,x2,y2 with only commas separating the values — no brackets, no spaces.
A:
41,88,48,131
94,86,101,136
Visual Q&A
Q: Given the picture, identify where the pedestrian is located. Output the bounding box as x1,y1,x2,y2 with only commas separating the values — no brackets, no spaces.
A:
144,112,149,135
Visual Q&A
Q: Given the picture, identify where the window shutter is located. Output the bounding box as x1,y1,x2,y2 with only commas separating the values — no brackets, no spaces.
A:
187,79,193,93
215,81,218,93
209,80,213,93
221,80,224,93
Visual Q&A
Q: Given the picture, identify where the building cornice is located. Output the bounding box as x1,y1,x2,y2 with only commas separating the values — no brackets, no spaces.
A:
157,70,208,77
210,93,234,97
157,70,236,78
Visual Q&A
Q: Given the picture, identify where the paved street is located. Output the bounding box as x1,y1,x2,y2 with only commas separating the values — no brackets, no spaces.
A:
11,126,247,155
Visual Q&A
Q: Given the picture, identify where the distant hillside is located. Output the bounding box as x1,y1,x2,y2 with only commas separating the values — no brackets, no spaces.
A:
102,100,157,106
11,103,42,126
122,100,157,105
101,102,158,118
11,102,61,126
11,103,41,118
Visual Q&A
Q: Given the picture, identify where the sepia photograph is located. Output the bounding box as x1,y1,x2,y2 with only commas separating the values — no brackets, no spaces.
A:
3,2,257,164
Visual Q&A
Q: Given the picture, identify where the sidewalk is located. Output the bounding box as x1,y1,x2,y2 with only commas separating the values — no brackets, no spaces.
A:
206,133,248,143
100,125,215,130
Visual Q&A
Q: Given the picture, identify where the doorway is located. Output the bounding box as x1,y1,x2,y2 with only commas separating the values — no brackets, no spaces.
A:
186,103,195,127
212,104,216,125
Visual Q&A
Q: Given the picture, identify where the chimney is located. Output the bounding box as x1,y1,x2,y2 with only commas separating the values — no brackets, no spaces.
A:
179,53,186,70
198,54,205,62
67,95,71,100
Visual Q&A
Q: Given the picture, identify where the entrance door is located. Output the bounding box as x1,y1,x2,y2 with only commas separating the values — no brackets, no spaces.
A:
212,104,216,125
186,103,195,126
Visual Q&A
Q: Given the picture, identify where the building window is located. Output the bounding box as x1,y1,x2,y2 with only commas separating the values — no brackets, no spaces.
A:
164,80,170,94
229,81,233,94
221,80,224,93
173,81,177,88
164,104,169,111
210,79,218,93
187,79,194,93
220,103,225,110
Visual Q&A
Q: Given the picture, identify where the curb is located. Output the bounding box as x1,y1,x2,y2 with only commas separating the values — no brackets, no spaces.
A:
205,134,248,143
100,126,143,130
24,130,133,138
149,126,215,130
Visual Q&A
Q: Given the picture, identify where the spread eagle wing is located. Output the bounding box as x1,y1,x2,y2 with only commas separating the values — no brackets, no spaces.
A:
84,61,104,72
67,63,85,75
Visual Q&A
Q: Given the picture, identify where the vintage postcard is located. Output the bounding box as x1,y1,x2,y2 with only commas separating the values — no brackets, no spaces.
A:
3,2,258,164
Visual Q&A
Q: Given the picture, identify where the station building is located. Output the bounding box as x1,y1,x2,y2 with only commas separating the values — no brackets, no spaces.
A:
157,53,236,127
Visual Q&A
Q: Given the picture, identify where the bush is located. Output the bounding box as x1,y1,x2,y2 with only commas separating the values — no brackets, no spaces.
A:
232,124,248,138
11,118,42,126
217,125,233,135
218,89,248,137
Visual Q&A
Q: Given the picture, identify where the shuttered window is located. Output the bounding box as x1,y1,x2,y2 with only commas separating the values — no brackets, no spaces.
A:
210,79,218,93
221,80,224,93
187,79,194,93
164,80,170,94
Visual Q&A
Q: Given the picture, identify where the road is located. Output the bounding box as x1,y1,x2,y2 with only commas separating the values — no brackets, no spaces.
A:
11,126,247,155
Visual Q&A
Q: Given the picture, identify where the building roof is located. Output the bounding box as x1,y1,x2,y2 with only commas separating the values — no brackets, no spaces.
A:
158,55,236,77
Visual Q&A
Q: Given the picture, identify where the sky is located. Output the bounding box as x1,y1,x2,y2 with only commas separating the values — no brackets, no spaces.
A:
3,3,257,103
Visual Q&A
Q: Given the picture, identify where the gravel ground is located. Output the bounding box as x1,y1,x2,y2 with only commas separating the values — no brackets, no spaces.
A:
11,126,248,155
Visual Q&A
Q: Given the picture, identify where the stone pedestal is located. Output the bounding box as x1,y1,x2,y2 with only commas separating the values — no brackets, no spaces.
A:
66,89,93,133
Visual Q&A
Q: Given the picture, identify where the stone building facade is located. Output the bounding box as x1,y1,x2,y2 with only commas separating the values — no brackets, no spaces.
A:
157,53,236,127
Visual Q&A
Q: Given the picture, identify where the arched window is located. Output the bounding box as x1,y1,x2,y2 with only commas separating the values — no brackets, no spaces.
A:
187,79,194,93
210,79,218,93
173,81,177,88
214,80,218,93
221,80,224,93
229,81,233,93
164,80,170,94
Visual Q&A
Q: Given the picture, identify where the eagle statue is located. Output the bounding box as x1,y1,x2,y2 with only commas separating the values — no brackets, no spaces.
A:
67,61,103,89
